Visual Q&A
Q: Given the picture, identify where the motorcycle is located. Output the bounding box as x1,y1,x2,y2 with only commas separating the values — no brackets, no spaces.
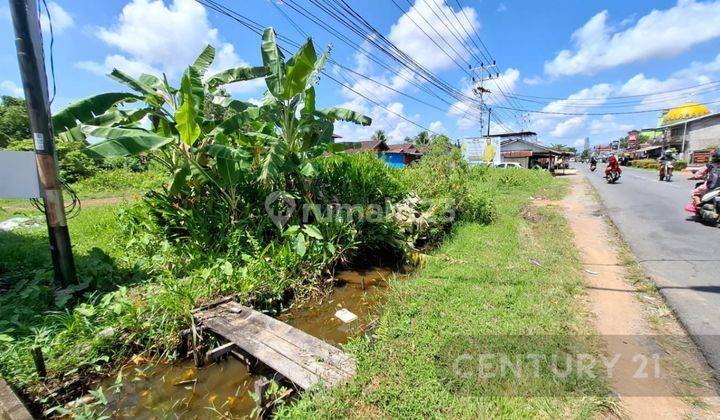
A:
606,169,621,183
590,163,597,172
659,161,674,182
686,186,720,225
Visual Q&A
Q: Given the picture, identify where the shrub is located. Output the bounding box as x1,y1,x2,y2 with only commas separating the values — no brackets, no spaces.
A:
674,160,688,171
631,159,659,169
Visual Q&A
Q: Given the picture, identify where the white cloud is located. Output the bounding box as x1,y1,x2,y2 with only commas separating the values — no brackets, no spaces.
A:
75,54,160,78
334,99,422,143
543,83,613,114
551,116,586,137
545,0,720,77
618,53,720,108
523,75,544,86
388,0,479,73
39,2,73,35
589,114,633,135
79,0,263,95
429,120,444,132
1,80,23,97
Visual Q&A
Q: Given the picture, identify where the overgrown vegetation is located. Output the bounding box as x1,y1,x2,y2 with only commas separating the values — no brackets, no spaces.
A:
0,27,503,415
277,173,612,418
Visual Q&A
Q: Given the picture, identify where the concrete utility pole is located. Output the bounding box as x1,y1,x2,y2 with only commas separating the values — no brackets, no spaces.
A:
486,108,492,138
9,0,76,287
471,62,496,139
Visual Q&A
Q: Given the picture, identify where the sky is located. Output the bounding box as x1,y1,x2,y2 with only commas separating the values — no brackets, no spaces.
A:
2,0,720,149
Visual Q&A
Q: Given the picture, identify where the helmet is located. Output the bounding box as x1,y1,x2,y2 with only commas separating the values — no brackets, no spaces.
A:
712,149,720,163
664,149,672,156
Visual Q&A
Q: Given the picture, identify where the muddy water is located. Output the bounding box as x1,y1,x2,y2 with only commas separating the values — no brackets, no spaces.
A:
99,267,402,418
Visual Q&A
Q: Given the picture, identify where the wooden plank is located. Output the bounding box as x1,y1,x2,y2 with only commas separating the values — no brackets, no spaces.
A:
198,302,354,376
206,342,237,363
239,312,355,378
216,315,348,385
216,302,356,375
195,302,356,389
200,316,319,389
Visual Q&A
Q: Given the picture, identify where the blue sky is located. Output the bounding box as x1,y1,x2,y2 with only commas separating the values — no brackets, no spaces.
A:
2,0,720,148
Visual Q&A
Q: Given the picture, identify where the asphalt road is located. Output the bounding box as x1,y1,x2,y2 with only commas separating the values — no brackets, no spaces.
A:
578,164,720,379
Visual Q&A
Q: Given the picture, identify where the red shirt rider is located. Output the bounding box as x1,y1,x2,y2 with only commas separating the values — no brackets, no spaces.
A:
605,154,621,176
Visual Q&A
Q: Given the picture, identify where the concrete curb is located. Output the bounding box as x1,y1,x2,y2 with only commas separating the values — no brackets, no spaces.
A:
0,378,32,420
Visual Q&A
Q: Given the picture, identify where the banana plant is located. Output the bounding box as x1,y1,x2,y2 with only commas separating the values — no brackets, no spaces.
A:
51,28,370,222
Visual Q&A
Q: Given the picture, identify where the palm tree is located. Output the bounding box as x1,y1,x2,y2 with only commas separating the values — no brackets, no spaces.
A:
412,130,431,146
371,129,387,142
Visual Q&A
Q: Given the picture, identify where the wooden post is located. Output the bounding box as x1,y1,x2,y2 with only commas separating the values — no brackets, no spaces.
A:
32,346,46,378
8,0,76,287
177,329,190,359
253,377,271,415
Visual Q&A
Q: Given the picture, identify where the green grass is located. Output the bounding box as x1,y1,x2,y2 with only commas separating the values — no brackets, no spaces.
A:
276,178,611,419
0,168,165,222
0,168,605,418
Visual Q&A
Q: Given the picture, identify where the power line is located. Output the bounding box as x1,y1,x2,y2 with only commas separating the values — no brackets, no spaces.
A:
197,0,441,134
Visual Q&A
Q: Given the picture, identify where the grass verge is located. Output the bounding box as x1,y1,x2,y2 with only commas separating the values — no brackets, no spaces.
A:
276,178,611,418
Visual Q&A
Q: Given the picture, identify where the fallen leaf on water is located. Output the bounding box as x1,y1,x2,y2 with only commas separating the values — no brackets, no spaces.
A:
130,354,147,365
181,368,196,381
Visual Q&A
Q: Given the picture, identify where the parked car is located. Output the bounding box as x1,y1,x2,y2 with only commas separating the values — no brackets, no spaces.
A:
496,162,523,169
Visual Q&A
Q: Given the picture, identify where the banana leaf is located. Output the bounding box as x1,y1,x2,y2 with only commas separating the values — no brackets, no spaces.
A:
206,66,269,89
317,107,372,126
82,125,172,158
261,28,286,99
52,92,140,133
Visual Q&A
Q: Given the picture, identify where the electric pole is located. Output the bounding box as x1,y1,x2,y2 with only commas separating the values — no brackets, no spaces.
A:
487,107,492,138
9,0,76,287
471,62,497,139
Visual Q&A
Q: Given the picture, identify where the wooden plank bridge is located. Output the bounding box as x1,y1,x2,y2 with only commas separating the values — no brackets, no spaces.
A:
192,299,356,391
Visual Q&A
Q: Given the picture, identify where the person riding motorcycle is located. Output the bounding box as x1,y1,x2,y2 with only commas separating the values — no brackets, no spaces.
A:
604,153,621,177
658,149,676,179
589,156,597,171
689,150,720,207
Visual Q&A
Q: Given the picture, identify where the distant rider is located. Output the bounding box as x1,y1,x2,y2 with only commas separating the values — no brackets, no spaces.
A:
604,153,621,177
589,156,597,166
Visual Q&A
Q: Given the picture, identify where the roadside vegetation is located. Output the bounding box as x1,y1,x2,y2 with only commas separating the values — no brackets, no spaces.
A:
0,28,500,415
278,173,613,418
0,25,604,418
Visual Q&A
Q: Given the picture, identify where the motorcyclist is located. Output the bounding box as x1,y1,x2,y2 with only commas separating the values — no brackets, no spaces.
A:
658,149,676,178
604,153,621,177
689,150,720,207
589,156,597,166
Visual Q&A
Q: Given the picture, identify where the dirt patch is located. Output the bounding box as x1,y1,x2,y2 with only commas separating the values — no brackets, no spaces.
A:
554,174,720,418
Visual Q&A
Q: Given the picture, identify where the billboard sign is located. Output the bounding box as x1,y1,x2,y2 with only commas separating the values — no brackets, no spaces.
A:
463,137,501,165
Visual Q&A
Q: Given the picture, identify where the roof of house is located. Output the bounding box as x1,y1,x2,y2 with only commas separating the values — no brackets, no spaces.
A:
342,140,423,155
387,143,422,155
501,138,568,155
487,131,537,138
342,139,389,154
659,111,720,129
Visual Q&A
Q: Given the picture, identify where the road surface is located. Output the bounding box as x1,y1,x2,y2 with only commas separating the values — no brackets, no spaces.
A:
578,164,720,379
